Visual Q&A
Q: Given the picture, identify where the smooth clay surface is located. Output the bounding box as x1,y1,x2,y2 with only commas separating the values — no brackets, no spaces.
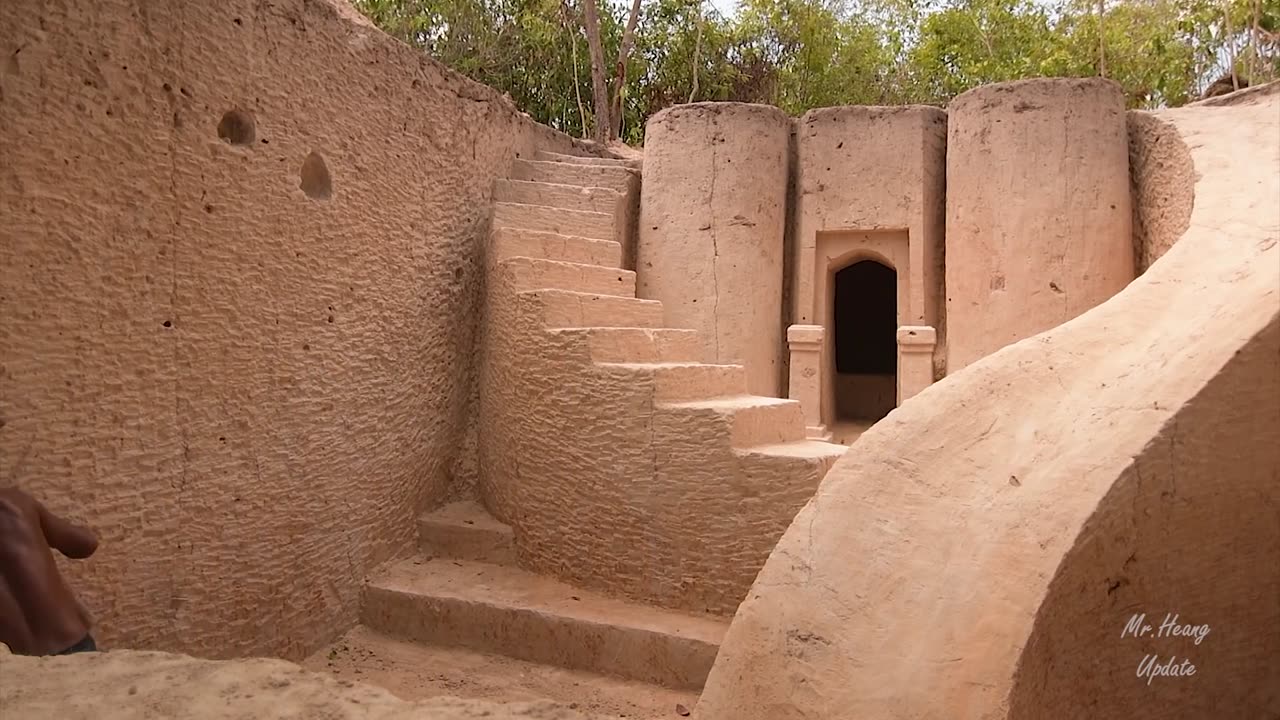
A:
0,647,602,720
638,103,791,396
0,0,582,659
695,87,1279,719
944,78,1135,372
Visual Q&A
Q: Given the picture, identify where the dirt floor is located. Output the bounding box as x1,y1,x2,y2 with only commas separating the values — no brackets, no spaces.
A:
0,645,603,719
303,625,700,719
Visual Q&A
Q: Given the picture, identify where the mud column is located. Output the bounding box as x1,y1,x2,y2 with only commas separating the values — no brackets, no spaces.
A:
637,103,790,396
945,78,1135,371
786,325,831,440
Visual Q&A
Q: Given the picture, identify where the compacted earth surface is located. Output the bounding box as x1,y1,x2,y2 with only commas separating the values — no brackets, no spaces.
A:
303,625,699,719
0,646,610,720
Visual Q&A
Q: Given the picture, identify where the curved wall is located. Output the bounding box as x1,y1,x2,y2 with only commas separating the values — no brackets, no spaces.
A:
637,103,790,396
696,88,1279,719
944,78,1135,372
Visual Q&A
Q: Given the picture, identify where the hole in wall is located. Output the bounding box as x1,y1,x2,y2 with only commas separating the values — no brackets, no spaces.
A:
217,109,256,145
300,151,333,200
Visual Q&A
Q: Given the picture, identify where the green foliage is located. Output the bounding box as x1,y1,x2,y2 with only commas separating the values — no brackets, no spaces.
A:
354,0,1280,142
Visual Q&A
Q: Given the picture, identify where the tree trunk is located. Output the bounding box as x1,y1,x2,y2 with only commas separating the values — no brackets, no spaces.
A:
1097,0,1107,77
570,28,587,137
610,0,644,140
580,0,611,143
689,1,703,103
1225,0,1238,90
1251,0,1262,84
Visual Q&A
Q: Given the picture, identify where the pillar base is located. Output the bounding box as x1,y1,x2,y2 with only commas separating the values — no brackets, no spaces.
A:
897,325,938,403
787,324,826,434
805,425,833,442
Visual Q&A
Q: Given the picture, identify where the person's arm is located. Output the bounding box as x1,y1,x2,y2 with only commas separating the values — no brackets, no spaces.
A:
36,501,98,559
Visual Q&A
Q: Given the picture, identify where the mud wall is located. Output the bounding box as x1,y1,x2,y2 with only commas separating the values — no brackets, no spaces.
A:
792,106,947,418
637,103,790,396
1127,111,1196,274
0,0,579,659
945,78,1134,372
791,106,946,328
696,89,1279,720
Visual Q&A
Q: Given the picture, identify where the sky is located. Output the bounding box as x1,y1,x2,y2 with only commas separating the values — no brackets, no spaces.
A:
707,0,740,17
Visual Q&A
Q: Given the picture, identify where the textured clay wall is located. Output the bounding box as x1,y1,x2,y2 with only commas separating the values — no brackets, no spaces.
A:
1127,112,1195,274
945,78,1134,372
696,88,1278,720
0,0,578,659
637,103,790,396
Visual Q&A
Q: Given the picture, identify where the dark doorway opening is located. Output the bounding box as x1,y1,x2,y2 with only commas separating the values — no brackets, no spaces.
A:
832,260,897,421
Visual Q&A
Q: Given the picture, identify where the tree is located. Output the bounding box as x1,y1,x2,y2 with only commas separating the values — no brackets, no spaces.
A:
580,0,613,142
353,0,1274,144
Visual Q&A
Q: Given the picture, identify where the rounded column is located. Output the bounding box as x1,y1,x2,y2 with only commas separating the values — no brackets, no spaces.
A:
638,103,790,396
944,78,1134,371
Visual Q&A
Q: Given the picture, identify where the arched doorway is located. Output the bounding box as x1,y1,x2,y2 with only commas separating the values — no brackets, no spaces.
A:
832,259,897,423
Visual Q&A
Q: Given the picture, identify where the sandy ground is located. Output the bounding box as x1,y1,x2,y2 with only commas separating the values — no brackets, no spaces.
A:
0,644,605,719
302,625,699,719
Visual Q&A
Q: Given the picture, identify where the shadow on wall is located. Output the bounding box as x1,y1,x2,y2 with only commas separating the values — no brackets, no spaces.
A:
1009,314,1280,718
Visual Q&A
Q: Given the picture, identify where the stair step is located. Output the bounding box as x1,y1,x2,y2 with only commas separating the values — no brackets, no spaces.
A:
418,501,516,566
598,362,747,403
361,557,727,690
737,440,847,475
304,626,699,717
535,150,642,169
511,159,639,195
491,227,621,268
548,327,704,363
528,289,665,329
500,256,636,297
493,202,615,243
662,395,807,448
494,179,625,218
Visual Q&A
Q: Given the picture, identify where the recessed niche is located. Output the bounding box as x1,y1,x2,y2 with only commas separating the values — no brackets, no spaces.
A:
217,108,256,145
300,151,333,201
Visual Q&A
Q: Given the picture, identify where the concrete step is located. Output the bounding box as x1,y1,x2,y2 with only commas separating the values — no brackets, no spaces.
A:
662,395,807,448
418,501,516,567
493,202,615,243
598,362,747,403
535,150,642,170
491,227,621,268
494,179,625,218
547,327,704,364
527,289,665,329
361,556,727,690
511,159,638,195
500,256,636,297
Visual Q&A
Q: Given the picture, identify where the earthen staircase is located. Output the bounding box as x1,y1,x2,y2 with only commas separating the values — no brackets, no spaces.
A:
309,151,845,715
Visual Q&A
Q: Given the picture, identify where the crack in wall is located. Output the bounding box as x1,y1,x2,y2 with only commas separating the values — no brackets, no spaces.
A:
708,119,721,362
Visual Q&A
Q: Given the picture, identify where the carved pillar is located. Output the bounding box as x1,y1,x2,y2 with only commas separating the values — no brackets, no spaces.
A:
787,325,832,441
897,325,937,403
